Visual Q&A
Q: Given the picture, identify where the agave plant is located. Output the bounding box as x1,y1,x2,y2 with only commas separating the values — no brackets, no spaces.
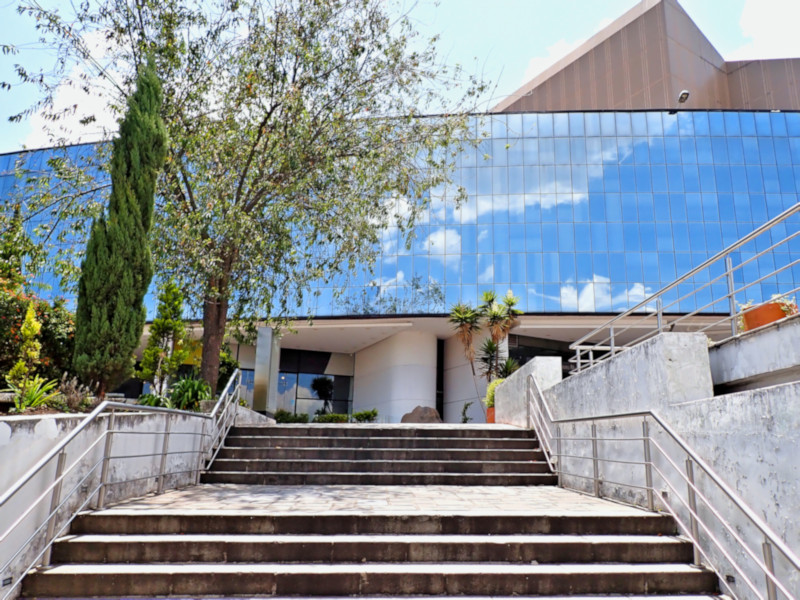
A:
477,338,501,381
4,376,60,413
448,303,482,375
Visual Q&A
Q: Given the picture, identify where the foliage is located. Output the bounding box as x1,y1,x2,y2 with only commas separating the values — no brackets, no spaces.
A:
0,204,38,289
0,285,75,382
58,373,96,412
12,0,486,392
498,357,520,379
137,280,191,396
167,377,211,411
449,290,522,381
448,303,482,375
138,393,166,407
4,376,60,413
461,401,473,424
216,345,240,394
483,378,505,409
312,413,349,423
73,59,167,398
6,303,42,388
274,409,309,424
352,409,378,423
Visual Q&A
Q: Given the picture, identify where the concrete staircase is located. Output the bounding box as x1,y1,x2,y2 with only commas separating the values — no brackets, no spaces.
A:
201,424,558,485
21,424,720,598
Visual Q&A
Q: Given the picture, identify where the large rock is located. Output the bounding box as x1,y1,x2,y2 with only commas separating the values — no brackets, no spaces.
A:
400,406,442,423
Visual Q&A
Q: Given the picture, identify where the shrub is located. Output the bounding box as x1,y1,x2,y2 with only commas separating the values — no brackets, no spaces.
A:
167,377,211,411
483,378,505,408
461,401,473,423
274,409,309,423
58,373,95,412
5,376,60,413
352,409,378,423
312,413,348,423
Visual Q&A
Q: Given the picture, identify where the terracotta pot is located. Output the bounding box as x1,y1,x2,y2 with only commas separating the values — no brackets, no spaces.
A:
486,406,495,424
742,302,787,331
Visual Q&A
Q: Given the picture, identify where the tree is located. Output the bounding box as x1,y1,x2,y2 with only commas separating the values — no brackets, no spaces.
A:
10,0,486,391
137,280,190,397
72,59,167,397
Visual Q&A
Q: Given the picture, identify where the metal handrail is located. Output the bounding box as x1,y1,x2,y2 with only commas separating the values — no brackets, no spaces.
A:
525,373,800,600
570,201,800,373
0,368,242,600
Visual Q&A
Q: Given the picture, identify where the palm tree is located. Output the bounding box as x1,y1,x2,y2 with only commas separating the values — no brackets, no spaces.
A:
477,338,501,381
448,303,482,375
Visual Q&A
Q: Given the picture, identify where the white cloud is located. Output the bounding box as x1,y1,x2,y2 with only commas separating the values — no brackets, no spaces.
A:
728,0,800,60
424,227,461,254
544,275,653,313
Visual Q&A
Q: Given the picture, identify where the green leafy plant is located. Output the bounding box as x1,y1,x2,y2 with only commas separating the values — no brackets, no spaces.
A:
483,378,505,409
274,409,309,424
216,345,240,394
461,401,473,424
352,409,378,423
498,357,520,378
312,413,349,423
7,303,42,389
5,376,60,413
167,377,211,411
137,280,191,397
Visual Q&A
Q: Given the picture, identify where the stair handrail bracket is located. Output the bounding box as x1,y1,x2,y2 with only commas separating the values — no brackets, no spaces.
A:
0,369,242,600
525,373,800,600
569,201,800,374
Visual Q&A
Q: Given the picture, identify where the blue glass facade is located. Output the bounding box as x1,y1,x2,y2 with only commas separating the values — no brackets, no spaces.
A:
2,111,800,318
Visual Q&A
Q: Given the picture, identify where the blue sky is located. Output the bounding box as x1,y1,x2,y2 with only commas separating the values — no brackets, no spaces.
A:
2,0,800,154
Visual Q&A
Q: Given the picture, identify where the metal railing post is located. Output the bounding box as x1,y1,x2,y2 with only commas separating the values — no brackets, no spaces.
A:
591,423,600,497
195,418,208,485
555,425,562,488
157,415,172,494
685,457,702,566
656,298,663,333
576,348,582,373
588,349,594,368
642,418,654,511
763,538,778,600
97,408,116,509
609,327,615,356
42,450,67,566
725,256,738,338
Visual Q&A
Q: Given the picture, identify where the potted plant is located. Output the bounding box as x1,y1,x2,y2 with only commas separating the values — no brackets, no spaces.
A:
738,295,798,332
483,378,504,424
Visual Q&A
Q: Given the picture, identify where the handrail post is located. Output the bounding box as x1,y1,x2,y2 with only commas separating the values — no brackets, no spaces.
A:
591,423,600,497
725,256,737,337
656,298,663,333
97,408,116,509
762,538,778,600
555,425,562,488
588,349,594,368
642,418,654,511
157,415,172,494
195,418,208,485
609,327,615,356
685,457,702,566
575,348,582,373
526,377,532,430
42,449,67,566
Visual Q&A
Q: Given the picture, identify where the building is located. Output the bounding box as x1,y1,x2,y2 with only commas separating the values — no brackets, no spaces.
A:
2,0,799,422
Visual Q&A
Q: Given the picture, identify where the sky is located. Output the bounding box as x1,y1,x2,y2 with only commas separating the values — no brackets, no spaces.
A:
2,0,800,154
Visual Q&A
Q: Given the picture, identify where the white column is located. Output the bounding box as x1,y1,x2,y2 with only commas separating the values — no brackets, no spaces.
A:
353,331,437,423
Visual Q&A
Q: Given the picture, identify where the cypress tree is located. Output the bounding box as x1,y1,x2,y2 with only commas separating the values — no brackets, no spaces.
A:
73,60,167,397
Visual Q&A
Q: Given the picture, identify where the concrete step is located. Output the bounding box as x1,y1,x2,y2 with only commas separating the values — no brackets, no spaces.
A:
229,425,536,439
225,435,538,450
23,562,719,597
70,512,679,536
208,458,553,474
200,471,559,485
51,533,694,564
217,446,546,461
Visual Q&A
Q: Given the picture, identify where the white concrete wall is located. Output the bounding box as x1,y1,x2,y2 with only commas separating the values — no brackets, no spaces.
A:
709,314,800,391
0,411,206,598
353,331,437,423
442,333,498,424
529,333,799,600
495,357,562,428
